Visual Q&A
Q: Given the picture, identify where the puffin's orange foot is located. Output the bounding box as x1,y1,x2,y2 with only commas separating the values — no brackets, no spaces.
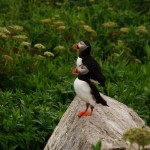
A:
80,107,93,117
78,111,86,117
78,112,92,117
82,113,92,116
78,104,90,117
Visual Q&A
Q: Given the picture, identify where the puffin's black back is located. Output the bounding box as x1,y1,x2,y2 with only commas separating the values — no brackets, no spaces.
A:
82,55,106,87
78,41,106,87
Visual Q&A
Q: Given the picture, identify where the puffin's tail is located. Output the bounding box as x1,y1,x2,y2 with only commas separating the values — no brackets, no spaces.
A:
97,94,109,107
87,80,109,107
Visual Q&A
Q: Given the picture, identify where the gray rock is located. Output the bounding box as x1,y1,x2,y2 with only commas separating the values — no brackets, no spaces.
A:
44,94,150,150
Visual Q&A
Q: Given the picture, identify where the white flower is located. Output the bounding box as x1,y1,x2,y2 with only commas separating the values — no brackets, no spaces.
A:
13,35,28,40
2,55,13,60
53,21,64,26
20,41,31,47
34,43,46,49
0,32,8,38
57,26,66,30
9,25,24,31
44,51,54,57
53,45,65,54
0,27,11,34
53,45,65,51
54,14,60,18
137,25,148,34
103,22,117,27
83,25,96,33
120,27,129,33
41,18,51,24
35,55,45,60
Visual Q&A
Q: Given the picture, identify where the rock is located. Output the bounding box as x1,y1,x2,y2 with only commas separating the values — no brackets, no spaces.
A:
44,94,150,150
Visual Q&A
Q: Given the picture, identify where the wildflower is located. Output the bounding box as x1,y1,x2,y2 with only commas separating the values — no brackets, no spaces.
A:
15,54,21,57
53,21,64,26
13,35,28,40
0,32,8,39
0,27,11,34
34,43,46,49
134,58,141,64
89,0,95,2
83,25,96,33
138,25,146,30
44,51,54,57
79,20,85,25
55,2,63,6
77,7,87,10
137,25,148,34
123,128,150,149
2,55,13,60
54,14,60,18
57,26,66,30
20,41,31,47
45,2,50,5
109,31,118,36
35,55,45,60
54,45,65,50
120,27,129,33
53,45,65,54
117,40,125,47
41,18,51,24
9,25,24,31
102,21,117,28
89,33,98,40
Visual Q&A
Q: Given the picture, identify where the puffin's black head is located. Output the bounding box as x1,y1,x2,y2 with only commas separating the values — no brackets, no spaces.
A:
72,64,90,81
73,40,91,52
72,64,89,75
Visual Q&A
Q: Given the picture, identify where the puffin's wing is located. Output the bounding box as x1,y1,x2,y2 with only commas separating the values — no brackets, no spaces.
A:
82,56,106,87
91,72,106,87
87,80,108,106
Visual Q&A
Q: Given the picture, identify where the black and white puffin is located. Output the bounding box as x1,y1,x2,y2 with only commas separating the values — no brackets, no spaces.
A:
73,65,108,117
72,41,106,87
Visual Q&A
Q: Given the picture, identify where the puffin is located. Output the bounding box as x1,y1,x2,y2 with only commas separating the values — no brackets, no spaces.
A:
72,41,106,87
73,65,108,117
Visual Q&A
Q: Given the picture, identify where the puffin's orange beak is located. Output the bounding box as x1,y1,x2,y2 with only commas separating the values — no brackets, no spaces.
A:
73,43,79,50
72,67,78,74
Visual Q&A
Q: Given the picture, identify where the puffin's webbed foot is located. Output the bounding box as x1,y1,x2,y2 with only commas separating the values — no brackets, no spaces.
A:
78,111,86,117
78,103,89,117
82,113,92,116
78,105,94,117
82,106,94,116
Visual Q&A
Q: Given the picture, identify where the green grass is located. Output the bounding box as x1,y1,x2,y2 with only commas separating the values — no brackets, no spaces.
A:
0,0,150,149
0,90,69,149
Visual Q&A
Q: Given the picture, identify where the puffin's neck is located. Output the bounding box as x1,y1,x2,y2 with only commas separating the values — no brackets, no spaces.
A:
78,73,90,81
79,48,91,58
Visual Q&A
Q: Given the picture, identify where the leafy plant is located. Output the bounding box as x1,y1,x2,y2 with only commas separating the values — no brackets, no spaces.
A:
92,140,102,150
123,128,150,150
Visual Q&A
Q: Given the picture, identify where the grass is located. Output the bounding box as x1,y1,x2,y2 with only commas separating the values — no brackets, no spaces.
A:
0,0,150,149
0,90,69,149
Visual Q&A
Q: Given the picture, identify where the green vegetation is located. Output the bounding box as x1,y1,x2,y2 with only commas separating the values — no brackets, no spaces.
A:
92,140,102,150
123,128,150,150
0,0,150,149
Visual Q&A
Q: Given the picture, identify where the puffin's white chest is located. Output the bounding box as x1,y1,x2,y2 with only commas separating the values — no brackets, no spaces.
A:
74,78,96,106
76,57,83,67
